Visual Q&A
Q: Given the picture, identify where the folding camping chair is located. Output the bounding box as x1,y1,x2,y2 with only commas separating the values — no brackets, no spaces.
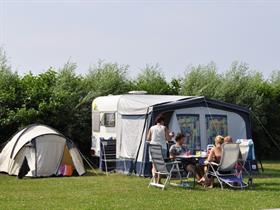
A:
238,141,254,185
206,143,248,189
237,139,259,173
148,144,182,190
100,138,125,175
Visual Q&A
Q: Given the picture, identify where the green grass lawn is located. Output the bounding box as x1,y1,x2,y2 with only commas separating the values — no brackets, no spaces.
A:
1,162,280,210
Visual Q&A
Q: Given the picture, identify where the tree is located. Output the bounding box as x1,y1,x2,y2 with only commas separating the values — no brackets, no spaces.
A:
45,62,90,151
169,77,182,95
181,62,221,97
84,61,131,97
1,47,280,158
135,64,172,94
0,49,22,142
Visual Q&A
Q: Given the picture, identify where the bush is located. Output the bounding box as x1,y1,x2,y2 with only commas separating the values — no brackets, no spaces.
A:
0,49,280,159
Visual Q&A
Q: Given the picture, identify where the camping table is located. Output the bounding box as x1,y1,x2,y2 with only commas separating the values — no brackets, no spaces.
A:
176,154,207,165
175,154,207,186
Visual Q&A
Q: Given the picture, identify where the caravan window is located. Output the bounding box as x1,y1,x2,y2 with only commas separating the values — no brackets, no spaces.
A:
101,113,115,127
205,115,228,145
176,114,201,150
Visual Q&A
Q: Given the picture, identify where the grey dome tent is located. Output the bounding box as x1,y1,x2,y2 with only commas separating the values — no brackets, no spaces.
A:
0,124,85,177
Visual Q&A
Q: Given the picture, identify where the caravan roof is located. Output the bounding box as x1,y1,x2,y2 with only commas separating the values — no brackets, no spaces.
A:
92,94,249,116
92,94,195,115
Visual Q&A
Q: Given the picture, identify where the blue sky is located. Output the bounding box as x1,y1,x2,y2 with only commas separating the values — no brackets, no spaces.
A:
1,0,280,79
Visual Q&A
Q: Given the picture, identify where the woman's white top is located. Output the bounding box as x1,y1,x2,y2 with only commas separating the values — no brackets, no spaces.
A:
150,124,167,150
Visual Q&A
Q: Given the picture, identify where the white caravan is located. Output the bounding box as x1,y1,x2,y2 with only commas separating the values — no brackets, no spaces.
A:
91,94,251,176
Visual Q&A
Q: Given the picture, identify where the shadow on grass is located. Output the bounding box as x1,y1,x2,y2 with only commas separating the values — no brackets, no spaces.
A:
256,169,280,178
83,170,106,177
0,170,106,179
191,182,280,192
248,182,280,192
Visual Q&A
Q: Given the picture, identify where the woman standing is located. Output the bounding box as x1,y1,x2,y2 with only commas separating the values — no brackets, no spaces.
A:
147,114,172,183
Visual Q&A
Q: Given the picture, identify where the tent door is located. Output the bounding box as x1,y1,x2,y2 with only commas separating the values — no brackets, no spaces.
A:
9,145,36,176
35,136,66,177
66,141,86,176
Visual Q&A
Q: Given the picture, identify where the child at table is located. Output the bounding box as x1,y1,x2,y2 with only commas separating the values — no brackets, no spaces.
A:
169,133,203,181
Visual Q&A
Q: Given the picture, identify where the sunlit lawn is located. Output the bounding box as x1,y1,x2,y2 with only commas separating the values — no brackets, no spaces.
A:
0,161,280,210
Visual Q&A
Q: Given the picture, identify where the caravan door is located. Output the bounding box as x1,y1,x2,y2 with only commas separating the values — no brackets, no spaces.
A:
117,115,146,159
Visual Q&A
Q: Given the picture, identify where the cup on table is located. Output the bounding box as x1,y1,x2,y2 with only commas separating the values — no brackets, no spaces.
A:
201,151,207,157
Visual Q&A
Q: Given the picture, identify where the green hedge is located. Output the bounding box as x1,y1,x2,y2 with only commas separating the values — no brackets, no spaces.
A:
1,50,279,159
